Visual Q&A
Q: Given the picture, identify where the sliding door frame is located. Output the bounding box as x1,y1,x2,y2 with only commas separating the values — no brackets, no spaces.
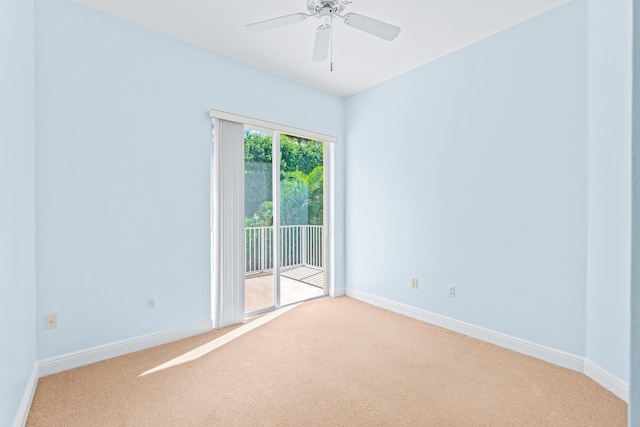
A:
210,109,335,326
272,131,282,310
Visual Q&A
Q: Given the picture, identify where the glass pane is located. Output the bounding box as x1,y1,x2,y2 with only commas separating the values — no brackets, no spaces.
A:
279,134,325,306
244,129,275,314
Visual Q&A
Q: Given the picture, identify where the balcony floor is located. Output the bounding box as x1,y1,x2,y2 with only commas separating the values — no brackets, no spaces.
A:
281,265,323,287
245,266,325,315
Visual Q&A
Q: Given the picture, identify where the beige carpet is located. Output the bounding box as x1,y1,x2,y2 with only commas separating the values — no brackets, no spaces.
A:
27,297,627,426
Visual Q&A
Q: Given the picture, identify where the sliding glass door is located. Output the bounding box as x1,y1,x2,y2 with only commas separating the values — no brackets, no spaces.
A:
243,129,275,314
244,129,326,315
278,134,325,306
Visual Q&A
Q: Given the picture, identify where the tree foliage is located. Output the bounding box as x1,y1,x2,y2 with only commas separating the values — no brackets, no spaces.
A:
244,131,324,227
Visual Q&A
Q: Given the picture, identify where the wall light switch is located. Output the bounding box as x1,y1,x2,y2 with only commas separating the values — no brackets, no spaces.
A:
148,296,158,310
411,278,418,289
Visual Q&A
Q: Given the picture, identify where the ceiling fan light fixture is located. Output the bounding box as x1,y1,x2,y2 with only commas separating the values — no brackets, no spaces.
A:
246,0,400,64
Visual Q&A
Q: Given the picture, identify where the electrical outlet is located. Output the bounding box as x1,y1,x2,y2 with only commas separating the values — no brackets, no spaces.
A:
45,314,57,329
447,286,456,298
411,278,418,289
148,296,158,310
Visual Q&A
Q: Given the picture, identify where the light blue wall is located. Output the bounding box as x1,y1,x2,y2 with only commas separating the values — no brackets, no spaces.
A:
630,0,640,423
345,1,588,355
586,0,632,383
0,0,37,424
34,0,344,360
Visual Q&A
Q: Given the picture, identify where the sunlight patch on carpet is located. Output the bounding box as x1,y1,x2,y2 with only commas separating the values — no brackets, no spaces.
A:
139,304,298,377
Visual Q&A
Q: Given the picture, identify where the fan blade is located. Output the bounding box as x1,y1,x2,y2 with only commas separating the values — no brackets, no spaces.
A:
312,24,331,62
245,13,308,34
342,13,401,41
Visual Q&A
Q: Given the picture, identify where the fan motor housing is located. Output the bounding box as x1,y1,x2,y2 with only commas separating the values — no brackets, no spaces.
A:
308,1,344,15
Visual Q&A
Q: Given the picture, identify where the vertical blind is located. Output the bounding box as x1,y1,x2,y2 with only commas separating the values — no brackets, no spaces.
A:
211,118,246,328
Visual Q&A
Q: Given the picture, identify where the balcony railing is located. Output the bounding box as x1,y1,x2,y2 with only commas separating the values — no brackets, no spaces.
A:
245,225,323,274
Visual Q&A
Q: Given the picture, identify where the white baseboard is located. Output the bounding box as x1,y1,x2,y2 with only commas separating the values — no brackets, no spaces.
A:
13,363,39,427
584,359,629,402
29,293,630,405
345,288,629,402
38,319,213,377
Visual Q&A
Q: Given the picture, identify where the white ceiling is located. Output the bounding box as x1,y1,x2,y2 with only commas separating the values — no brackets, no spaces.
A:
73,0,571,98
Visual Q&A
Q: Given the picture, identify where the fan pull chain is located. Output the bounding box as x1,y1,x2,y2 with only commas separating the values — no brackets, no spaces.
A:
330,10,334,72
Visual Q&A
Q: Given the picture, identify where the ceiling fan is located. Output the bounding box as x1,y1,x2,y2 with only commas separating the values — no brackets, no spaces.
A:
245,0,401,63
